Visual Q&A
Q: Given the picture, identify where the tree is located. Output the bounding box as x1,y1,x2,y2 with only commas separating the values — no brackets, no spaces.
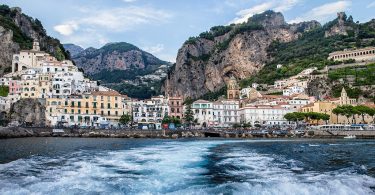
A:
354,105,372,124
367,108,375,123
339,105,355,124
171,117,181,125
332,107,344,124
284,113,296,123
162,115,171,124
119,114,132,126
183,104,194,128
319,113,330,124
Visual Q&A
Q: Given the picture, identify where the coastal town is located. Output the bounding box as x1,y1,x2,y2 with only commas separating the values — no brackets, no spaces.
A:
0,41,374,134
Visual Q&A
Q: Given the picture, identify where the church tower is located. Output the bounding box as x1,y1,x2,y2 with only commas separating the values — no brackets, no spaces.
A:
32,40,40,51
227,77,240,99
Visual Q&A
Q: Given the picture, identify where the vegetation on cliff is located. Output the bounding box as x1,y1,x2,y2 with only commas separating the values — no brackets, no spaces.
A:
0,4,69,62
240,14,375,87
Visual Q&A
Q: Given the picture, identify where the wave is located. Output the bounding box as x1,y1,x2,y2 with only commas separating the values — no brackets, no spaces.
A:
0,140,374,195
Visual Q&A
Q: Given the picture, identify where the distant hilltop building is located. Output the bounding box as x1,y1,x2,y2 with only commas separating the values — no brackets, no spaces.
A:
328,47,375,62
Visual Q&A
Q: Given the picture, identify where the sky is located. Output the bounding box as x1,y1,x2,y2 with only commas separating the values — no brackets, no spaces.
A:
2,0,375,62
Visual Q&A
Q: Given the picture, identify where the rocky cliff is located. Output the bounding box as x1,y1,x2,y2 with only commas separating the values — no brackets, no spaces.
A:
0,5,69,75
67,42,171,99
71,42,167,75
164,11,320,98
9,98,46,127
63,43,84,57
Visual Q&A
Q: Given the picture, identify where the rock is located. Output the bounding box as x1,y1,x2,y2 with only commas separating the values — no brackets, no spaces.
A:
325,12,354,38
171,134,179,139
9,99,46,127
164,11,321,98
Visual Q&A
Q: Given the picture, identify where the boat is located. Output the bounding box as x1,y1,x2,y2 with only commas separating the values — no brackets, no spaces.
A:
343,135,356,139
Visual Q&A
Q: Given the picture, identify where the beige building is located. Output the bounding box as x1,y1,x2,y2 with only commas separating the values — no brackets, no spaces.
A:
328,47,375,62
46,90,125,127
12,41,51,73
300,88,372,124
227,77,240,99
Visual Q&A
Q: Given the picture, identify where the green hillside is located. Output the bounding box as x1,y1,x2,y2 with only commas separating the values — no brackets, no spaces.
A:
240,15,375,87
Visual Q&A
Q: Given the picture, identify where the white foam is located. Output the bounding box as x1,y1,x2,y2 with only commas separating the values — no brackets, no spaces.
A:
0,140,374,195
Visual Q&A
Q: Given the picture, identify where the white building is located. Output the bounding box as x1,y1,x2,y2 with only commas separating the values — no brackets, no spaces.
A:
0,76,12,86
240,104,295,126
212,100,240,127
192,100,214,128
282,86,305,96
132,95,169,129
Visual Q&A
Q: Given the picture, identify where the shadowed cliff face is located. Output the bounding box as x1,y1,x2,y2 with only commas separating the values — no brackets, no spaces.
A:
164,11,320,99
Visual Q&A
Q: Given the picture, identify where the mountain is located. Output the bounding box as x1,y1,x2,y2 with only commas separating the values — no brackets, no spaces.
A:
0,5,69,75
164,11,375,99
68,42,171,99
63,43,84,57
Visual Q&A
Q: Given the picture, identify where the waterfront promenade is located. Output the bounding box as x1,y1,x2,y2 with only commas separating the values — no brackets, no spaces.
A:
1,127,375,139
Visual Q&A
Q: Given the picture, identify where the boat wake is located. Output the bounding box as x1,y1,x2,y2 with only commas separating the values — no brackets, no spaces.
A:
0,140,374,195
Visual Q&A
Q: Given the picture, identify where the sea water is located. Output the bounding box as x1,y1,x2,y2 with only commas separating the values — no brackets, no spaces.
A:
0,138,374,195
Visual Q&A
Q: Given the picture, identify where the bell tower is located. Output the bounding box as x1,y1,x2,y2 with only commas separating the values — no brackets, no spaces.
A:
32,40,40,51
227,77,240,99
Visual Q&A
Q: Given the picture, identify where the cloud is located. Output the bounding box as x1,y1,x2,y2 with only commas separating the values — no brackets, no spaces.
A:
53,22,78,36
54,6,171,36
58,28,109,48
229,0,301,24
289,1,352,23
367,1,375,8
143,44,165,55
123,0,137,2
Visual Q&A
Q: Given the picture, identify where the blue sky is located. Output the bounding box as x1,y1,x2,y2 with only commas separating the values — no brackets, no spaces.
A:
2,0,375,62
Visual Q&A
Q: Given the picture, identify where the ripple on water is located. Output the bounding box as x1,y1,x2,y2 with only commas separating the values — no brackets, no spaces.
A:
0,139,374,195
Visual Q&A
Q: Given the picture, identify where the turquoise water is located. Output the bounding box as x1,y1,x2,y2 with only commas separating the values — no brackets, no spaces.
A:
0,138,375,194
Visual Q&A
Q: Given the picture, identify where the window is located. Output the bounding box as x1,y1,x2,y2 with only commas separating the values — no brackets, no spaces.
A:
93,102,97,108
78,102,81,108
86,110,89,114
115,111,118,116
64,109,67,113
115,103,118,108
108,111,110,116
101,103,104,108
78,109,81,114
71,101,74,107
71,109,74,114
86,102,89,108
107,103,111,109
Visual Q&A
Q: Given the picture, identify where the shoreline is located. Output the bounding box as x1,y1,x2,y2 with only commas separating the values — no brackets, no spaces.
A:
1,127,375,139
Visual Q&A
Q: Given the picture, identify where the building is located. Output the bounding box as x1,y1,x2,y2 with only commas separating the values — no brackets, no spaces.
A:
212,100,240,127
227,77,240,99
328,47,375,62
240,104,294,126
168,96,183,119
8,80,21,95
11,41,50,73
282,86,305,96
192,100,213,127
299,88,370,124
132,95,169,129
45,90,125,128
